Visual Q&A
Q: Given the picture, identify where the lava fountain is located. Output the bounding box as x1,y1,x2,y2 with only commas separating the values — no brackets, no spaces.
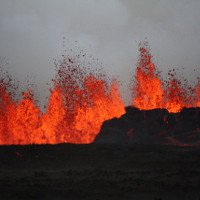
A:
0,56,125,145
0,44,199,145
133,43,200,113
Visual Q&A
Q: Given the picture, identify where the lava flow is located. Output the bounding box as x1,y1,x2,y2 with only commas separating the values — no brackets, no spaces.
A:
133,43,200,113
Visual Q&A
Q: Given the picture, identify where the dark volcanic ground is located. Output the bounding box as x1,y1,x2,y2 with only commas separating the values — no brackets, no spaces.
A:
1,144,200,200
96,106,200,146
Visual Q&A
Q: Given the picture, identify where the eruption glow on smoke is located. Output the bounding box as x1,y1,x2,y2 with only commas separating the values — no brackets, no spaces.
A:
0,44,199,145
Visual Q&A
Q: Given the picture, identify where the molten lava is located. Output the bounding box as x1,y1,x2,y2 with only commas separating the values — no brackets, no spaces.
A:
0,44,199,145
195,81,200,107
133,47,163,110
133,44,200,113
0,57,125,145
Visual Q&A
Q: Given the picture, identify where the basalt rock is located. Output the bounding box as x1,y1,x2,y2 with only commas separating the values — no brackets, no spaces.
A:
94,106,200,146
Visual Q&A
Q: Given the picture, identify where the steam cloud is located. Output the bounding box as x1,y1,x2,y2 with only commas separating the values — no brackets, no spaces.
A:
0,0,200,105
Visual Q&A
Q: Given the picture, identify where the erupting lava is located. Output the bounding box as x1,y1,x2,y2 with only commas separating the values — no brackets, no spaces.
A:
133,43,200,113
0,44,199,145
0,56,125,145
133,46,163,110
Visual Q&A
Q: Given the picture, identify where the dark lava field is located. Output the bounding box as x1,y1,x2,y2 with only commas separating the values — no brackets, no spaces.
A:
0,106,200,199
0,143,200,200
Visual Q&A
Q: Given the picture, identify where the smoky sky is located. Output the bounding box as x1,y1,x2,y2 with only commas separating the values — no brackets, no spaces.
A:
0,0,200,105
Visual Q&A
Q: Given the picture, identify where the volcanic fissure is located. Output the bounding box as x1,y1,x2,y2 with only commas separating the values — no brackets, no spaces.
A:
0,43,199,145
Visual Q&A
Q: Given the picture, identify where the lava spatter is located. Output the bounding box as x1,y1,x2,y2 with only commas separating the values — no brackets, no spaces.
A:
132,43,200,113
0,54,125,145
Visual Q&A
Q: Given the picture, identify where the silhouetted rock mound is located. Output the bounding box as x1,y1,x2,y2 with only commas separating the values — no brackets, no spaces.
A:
94,106,200,146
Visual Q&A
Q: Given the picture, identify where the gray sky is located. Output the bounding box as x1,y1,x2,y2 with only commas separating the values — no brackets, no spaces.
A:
0,0,200,105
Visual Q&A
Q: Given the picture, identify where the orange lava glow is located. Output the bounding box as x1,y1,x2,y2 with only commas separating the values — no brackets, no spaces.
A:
195,81,200,107
133,44,200,113
0,58,125,145
133,47,163,110
0,44,199,145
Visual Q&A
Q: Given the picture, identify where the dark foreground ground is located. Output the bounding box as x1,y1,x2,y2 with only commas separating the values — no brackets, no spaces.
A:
0,144,200,200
